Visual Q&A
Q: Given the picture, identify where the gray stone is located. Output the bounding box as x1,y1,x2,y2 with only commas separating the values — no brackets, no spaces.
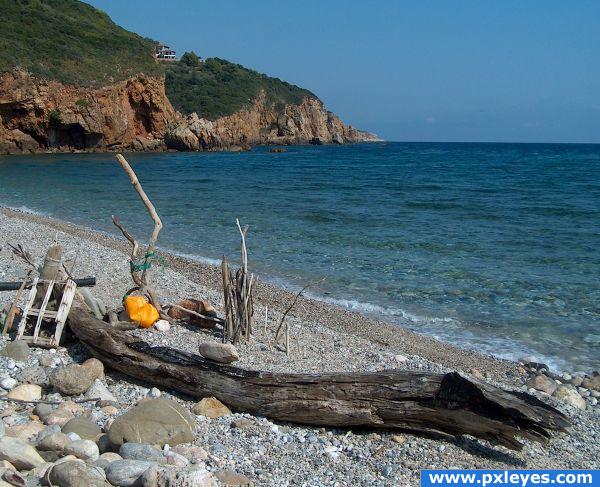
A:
198,342,239,364
38,432,70,452
48,460,106,487
119,443,164,462
85,380,117,402
38,355,56,367
0,378,17,391
526,374,557,395
33,404,54,422
0,422,4,438
94,452,122,469
105,460,155,486
35,424,62,443
62,417,102,441
64,439,100,462
0,341,29,362
0,436,44,470
582,376,600,391
108,398,194,448
50,364,96,396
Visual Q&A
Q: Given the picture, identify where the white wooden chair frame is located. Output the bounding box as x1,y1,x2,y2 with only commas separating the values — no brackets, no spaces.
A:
15,278,77,347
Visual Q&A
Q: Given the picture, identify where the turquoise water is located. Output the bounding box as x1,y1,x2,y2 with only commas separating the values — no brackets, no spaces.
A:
1,143,599,371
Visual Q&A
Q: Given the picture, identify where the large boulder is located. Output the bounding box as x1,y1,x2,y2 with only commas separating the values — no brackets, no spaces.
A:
108,398,194,448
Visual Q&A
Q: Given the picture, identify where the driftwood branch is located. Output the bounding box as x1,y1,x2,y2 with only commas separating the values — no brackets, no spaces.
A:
68,307,570,451
7,243,36,269
113,154,166,318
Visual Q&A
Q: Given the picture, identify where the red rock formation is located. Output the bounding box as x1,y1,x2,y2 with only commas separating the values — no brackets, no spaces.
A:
0,69,378,154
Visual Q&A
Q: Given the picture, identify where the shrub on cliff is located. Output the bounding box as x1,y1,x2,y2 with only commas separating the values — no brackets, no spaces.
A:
164,58,316,120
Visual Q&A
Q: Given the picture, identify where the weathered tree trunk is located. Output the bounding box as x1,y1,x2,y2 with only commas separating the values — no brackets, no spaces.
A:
67,307,569,451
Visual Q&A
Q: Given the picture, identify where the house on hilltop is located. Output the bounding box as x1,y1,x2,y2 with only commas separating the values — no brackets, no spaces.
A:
155,43,176,61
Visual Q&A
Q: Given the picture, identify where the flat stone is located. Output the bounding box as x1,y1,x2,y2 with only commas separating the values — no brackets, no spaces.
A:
48,460,106,487
38,432,70,452
198,342,239,363
0,341,29,362
64,439,100,462
139,464,217,487
62,417,102,441
215,469,252,486
154,320,170,332
230,418,253,429
50,364,96,396
105,460,155,487
192,397,231,419
165,450,188,466
7,384,41,401
16,365,47,386
554,385,587,410
0,436,45,470
108,398,194,448
526,374,557,395
85,379,117,402
119,443,164,462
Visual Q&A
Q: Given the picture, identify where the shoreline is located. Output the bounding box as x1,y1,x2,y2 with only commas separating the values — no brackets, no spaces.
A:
1,204,598,483
0,205,517,380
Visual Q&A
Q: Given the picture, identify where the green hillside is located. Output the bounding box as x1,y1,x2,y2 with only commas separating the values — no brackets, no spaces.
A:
165,57,315,120
0,0,161,87
0,0,316,117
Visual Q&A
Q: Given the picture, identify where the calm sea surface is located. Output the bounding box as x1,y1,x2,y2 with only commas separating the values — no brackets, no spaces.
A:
1,143,599,371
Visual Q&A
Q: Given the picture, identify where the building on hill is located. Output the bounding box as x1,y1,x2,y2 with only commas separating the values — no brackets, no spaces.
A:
156,43,176,61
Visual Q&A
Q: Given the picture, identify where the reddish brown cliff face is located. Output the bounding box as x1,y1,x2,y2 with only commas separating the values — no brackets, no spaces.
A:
0,69,377,154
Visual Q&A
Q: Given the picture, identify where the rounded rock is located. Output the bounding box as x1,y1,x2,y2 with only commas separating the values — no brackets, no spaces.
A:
64,439,100,462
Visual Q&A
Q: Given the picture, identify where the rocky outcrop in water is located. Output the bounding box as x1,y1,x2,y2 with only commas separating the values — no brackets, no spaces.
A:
0,69,378,154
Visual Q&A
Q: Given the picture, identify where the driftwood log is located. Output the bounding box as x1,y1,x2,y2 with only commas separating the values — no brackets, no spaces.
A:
0,277,96,292
67,307,569,451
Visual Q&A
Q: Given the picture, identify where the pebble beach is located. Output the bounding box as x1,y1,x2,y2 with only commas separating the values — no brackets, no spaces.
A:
0,206,598,486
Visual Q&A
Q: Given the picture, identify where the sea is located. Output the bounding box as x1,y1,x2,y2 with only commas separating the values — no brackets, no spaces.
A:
1,142,599,372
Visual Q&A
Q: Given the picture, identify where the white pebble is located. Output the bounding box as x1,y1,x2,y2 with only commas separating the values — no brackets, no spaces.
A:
0,377,17,390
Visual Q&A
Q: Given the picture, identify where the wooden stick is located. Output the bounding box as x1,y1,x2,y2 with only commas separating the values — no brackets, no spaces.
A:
115,154,163,285
274,284,309,343
0,396,101,405
166,303,224,324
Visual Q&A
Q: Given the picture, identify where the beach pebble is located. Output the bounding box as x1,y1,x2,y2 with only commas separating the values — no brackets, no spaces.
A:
149,387,161,398
62,417,102,441
44,409,74,427
81,358,105,381
154,320,170,332
119,443,164,462
106,459,156,487
85,379,117,402
51,364,96,396
7,384,42,402
64,439,100,462
394,354,408,363
108,398,194,447
94,452,122,469
192,397,231,419
0,378,17,391
49,460,106,487
526,374,557,395
0,436,45,470
215,469,252,486
198,342,239,364
554,385,586,410
38,432,70,452
140,464,216,487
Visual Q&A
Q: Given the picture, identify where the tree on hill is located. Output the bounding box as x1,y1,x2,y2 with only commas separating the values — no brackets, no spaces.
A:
180,51,201,67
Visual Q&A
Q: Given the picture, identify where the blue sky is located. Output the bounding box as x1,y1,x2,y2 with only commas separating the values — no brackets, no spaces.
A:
88,0,599,143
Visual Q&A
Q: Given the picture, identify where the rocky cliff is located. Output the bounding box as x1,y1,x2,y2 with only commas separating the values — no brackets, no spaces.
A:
0,70,377,154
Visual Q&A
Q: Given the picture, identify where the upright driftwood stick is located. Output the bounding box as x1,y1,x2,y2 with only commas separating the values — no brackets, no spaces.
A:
2,270,32,334
113,154,165,317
